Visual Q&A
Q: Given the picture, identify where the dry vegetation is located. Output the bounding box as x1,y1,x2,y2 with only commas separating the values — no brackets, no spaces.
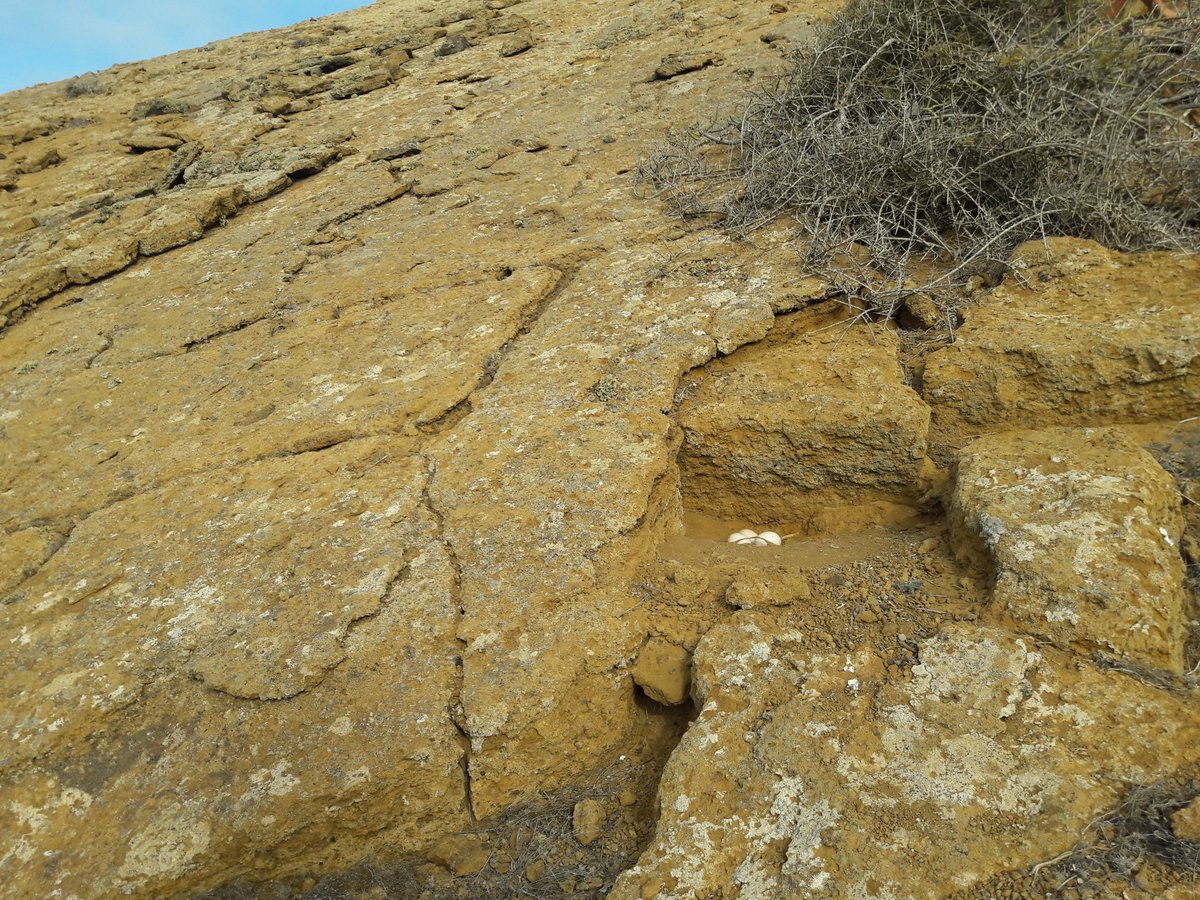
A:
1047,779,1200,887
640,0,1200,317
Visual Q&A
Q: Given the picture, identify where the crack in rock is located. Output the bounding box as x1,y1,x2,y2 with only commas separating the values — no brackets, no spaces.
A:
420,453,476,822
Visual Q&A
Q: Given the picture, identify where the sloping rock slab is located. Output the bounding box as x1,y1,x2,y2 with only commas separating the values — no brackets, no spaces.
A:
950,426,1186,672
612,618,1200,899
0,444,467,896
924,239,1200,442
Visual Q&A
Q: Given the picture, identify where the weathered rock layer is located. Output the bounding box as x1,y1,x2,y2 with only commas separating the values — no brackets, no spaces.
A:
2,0,1198,898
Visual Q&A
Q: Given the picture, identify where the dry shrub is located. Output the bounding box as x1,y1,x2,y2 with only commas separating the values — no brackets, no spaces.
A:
641,0,1200,315
953,779,1200,897
1036,779,1200,890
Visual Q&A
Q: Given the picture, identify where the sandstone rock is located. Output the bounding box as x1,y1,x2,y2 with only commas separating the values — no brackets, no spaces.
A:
207,169,292,202
0,117,55,145
376,29,443,53
434,34,471,56
428,833,491,876
950,426,1186,672
612,618,1200,899
573,799,607,846
0,255,68,325
898,291,942,330
487,14,530,35
4,0,1199,896
131,96,193,119
1173,798,1200,842
15,148,62,174
153,141,204,193
724,567,811,609
329,66,392,100
924,238,1200,442
254,94,296,116
368,141,421,161
136,185,244,255
294,53,355,77
653,53,719,80
183,150,239,183
120,128,185,151
632,638,692,705
0,447,468,896
500,32,535,57
236,142,343,178
664,563,710,606
135,205,200,254
525,859,546,881
677,303,931,528
410,172,459,197
0,526,56,595
62,232,139,284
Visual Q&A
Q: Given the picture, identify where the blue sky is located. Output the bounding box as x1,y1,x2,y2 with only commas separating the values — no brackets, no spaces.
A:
0,1,366,95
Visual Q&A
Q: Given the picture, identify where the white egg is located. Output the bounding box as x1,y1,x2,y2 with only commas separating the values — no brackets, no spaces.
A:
727,532,745,543
759,531,782,546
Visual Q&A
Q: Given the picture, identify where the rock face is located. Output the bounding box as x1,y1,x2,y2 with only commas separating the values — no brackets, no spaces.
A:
677,304,932,532
925,238,1200,443
612,620,1200,899
632,638,693,706
2,0,1199,897
951,426,1187,672
2,447,470,897
0,0,826,893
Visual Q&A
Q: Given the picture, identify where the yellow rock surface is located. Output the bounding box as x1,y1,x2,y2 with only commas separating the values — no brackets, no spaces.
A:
1,0,1198,896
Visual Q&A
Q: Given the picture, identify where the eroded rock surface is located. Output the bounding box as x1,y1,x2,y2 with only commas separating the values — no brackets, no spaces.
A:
951,426,1187,672
925,239,1200,443
1,445,469,897
0,0,837,892
2,0,1199,897
677,303,932,532
613,619,1200,899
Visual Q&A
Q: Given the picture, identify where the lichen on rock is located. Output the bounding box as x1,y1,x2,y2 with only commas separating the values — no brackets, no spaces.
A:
2,0,1199,896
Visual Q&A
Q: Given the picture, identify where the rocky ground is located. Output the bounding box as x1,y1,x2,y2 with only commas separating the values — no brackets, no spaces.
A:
1,0,1199,897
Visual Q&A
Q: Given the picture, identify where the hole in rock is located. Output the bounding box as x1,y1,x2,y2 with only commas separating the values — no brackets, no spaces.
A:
666,509,938,572
632,678,699,726
671,303,942,553
637,301,988,709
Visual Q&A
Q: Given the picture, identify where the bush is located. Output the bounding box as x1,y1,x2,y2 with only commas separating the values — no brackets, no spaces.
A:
64,74,104,98
1036,779,1200,888
130,96,193,120
641,0,1200,315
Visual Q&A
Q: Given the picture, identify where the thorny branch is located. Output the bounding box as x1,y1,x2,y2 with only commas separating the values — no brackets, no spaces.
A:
638,0,1200,317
